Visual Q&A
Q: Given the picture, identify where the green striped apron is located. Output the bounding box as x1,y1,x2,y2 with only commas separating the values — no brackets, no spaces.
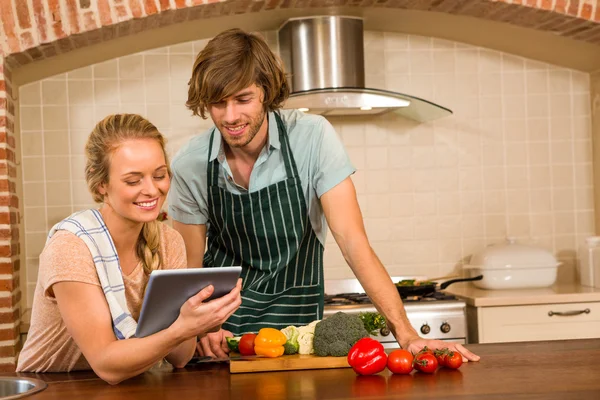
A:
203,112,324,336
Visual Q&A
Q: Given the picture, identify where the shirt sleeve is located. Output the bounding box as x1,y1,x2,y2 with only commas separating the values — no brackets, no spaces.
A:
168,158,209,225
38,231,101,299
312,118,356,198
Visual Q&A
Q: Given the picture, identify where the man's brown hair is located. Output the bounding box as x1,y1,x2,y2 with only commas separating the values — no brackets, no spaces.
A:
187,29,290,119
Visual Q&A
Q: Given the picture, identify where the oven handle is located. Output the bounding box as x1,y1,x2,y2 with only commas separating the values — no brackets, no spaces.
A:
548,308,590,317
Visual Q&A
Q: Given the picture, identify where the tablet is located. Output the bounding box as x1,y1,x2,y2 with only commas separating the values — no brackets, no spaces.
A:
135,266,242,338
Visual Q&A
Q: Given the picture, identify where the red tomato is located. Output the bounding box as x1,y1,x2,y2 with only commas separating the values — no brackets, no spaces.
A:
238,333,257,356
418,346,434,355
414,352,438,374
444,351,463,370
387,349,414,375
434,348,449,366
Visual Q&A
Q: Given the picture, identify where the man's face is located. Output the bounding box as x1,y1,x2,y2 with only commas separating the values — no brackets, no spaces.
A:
208,84,268,149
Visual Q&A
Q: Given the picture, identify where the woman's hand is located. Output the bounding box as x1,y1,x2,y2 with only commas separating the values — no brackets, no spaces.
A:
173,278,242,340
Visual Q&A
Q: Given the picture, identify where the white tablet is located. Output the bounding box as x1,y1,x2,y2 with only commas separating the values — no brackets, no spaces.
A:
135,266,242,338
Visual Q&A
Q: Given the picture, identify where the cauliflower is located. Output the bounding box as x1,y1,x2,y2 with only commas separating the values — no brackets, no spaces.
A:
297,320,320,355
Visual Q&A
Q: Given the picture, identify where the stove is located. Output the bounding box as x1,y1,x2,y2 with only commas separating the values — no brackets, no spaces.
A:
323,278,468,349
324,291,458,306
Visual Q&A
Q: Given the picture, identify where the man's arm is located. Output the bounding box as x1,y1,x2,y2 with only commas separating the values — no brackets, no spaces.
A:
173,221,207,269
321,177,480,361
320,177,420,347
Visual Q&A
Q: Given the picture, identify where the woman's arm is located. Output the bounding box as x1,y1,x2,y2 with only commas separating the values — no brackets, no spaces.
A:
164,338,196,368
53,278,242,384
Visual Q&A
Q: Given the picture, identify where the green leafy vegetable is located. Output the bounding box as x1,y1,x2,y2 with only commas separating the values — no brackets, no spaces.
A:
359,312,387,336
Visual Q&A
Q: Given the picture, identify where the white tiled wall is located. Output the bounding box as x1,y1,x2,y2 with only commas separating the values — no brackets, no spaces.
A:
18,31,593,306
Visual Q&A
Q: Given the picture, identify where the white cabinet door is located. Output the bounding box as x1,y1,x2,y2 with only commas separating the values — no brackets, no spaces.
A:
471,302,600,343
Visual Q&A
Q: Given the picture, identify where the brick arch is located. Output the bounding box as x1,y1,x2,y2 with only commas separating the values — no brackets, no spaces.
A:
0,0,599,65
0,0,598,371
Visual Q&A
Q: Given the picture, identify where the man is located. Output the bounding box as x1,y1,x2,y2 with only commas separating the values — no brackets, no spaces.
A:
168,28,480,363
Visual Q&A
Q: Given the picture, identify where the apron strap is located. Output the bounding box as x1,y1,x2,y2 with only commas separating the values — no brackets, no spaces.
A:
207,129,219,187
274,112,300,180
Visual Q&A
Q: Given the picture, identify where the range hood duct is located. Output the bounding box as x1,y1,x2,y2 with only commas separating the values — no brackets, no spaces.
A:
278,16,452,122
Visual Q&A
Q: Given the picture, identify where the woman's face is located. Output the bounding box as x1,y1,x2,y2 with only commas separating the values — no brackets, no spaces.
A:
99,138,170,224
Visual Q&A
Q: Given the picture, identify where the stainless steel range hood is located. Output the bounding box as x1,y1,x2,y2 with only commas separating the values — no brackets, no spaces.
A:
278,16,452,122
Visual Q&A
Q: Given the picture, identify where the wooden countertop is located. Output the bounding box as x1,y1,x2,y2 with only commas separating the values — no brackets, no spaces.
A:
6,339,600,399
444,282,600,307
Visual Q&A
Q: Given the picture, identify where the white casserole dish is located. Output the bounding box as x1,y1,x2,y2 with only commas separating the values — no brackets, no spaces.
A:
463,237,560,290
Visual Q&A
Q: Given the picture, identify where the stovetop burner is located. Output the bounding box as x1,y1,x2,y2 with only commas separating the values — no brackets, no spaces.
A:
323,293,371,306
323,291,458,306
403,291,459,302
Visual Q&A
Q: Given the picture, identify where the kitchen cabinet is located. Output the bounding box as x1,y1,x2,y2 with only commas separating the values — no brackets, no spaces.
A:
445,283,600,344
466,301,600,343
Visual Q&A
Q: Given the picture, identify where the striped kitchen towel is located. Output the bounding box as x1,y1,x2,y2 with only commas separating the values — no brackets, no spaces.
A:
47,208,137,339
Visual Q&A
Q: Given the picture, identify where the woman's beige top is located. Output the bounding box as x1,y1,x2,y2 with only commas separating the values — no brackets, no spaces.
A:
16,222,187,372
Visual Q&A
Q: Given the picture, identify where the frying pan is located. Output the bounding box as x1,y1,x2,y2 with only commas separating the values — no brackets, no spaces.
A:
395,275,483,298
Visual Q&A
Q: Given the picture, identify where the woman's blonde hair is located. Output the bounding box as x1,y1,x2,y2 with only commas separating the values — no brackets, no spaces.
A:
187,28,290,118
85,114,170,276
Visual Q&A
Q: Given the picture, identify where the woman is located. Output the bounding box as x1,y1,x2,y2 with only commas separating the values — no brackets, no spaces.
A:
17,114,242,384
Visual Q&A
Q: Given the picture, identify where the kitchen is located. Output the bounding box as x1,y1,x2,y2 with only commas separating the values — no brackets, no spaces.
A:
2,0,600,398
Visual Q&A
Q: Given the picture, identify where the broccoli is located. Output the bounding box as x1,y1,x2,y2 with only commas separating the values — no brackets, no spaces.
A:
280,326,300,355
313,312,369,357
283,341,300,355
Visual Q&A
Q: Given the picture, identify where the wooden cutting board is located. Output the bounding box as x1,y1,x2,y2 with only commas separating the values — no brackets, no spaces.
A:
229,354,350,373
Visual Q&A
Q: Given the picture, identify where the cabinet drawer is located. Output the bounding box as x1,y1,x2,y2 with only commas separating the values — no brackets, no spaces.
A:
478,302,600,343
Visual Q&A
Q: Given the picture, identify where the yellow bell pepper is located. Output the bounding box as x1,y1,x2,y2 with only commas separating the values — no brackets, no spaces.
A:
254,346,285,358
254,328,287,358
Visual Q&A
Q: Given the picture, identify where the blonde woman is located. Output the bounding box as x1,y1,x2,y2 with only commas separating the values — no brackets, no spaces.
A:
17,114,242,384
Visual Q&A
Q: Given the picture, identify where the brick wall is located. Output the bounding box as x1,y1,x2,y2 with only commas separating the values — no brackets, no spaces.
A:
0,58,20,372
0,0,599,66
0,0,598,373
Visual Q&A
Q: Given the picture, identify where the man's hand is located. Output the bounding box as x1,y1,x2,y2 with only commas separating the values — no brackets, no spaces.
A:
403,336,480,363
196,329,233,359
